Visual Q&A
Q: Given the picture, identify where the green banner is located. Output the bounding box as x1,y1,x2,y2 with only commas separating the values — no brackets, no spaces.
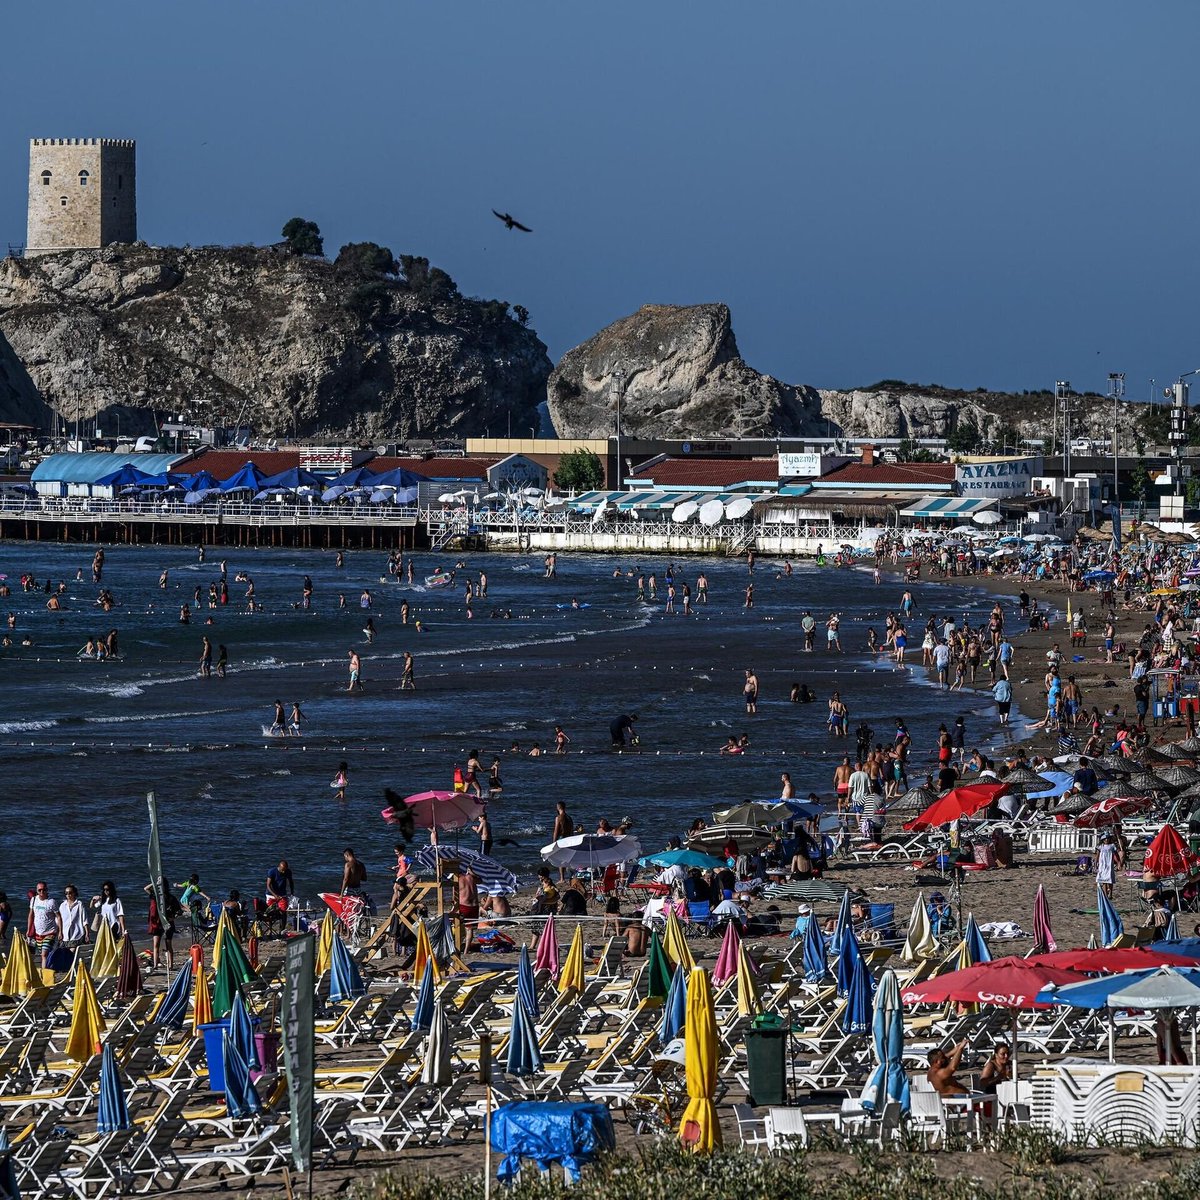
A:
283,933,315,1174
146,791,165,917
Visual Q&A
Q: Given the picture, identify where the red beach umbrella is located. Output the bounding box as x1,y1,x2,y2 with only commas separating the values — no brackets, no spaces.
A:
900,956,1083,1009
1028,946,1200,971
1144,824,1192,878
903,782,1009,831
1075,795,1154,829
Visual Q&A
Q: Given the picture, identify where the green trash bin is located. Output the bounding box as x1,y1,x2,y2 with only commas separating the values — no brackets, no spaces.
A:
745,1022,788,1106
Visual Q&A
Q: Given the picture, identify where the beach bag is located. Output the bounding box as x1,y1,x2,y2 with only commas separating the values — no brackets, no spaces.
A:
46,945,73,972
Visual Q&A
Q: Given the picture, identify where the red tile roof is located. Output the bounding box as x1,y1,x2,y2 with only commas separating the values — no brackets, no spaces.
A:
369,456,499,480
187,450,302,480
817,461,955,487
630,458,777,487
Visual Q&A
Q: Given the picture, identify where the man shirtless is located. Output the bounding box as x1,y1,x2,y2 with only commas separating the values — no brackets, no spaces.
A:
926,1040,969,1096
340,848,367,895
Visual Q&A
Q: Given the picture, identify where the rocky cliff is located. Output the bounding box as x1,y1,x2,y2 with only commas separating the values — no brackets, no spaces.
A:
546,303,827,439
0,245,551,441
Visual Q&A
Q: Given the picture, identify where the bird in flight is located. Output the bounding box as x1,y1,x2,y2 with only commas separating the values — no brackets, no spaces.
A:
492,209,532,233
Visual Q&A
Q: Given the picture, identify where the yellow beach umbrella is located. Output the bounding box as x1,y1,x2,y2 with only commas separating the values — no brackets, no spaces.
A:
65,960,105,1062
0,933,37,996
902,892,936,960
1065,596,1072,626
663,908,695,973
678,967,721,1153
192,961,213,1036
315,909,335,977
412,919,439,983
735,943,762,1018
211,909,233,973
558,925,585,995
91,920,120,979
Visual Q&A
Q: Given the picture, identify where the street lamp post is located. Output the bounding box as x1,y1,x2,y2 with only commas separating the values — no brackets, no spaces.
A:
611,369,626,491
1055,380,1073,481
1107,373,1124,509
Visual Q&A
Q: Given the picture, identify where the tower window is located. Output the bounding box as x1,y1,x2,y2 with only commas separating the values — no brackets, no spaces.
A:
78,170,89,186
40,170,51,186
60,196,68,208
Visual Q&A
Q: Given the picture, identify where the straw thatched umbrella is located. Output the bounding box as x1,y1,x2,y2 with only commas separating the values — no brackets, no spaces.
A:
1127,771,1172,794
1157,742,1195,762
889,785,939,815
1001,767,1054,791
1090,755,1133,778
1137,747,1174,767
1155,764,1200,790
1175,736,1200,755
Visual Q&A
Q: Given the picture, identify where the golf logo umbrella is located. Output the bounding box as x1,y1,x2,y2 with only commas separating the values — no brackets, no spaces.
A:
65,960,106,1063
1145,824,1191,878
678,968,721,1153
420,999,452,1086
842,949,874,1035
1098,886,1124,947
534,913,559,979
329,932,365,1004
660,965,687,1043
221,1030,262,1119
862,968,909,1114
558,925,585,995
801,911,828,983
902,891,936,960
154,957,193,1029
97,1043,130,1133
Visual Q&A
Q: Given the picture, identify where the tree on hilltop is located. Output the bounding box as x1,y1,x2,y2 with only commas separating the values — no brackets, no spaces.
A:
282,217,324,257
336,242,397,275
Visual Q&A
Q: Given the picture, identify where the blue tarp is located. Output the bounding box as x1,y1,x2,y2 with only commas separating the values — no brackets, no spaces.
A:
490,1101,615,1183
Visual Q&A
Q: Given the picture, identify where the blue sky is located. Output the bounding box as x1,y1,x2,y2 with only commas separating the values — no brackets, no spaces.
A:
2,1,1197,397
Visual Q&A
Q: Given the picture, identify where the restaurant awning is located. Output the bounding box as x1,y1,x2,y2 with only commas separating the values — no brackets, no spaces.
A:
899,496,998,519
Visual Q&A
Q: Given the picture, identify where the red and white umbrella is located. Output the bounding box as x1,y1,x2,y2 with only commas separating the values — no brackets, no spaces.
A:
1075,795,1153,828
1144,824,1192,878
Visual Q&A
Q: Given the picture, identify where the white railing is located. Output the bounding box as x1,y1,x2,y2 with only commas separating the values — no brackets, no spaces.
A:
0,496,421,524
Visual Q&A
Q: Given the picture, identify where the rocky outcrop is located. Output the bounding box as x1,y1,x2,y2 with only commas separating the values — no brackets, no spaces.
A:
546,303,826,439
0,245,551,441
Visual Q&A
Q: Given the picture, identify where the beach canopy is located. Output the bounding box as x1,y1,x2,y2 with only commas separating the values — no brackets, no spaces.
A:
711,801,791,826
506,995,543,1077
712,921,741,986
413,845,517,894
329,931,365,1004
901,956,1084,1009
371,466,428,488
116,937,142,1000
180,469,221,492
903,782,1008,831
1076,794,1153,827
222,1030,262,1118
559,926,585,995
801,910,828,983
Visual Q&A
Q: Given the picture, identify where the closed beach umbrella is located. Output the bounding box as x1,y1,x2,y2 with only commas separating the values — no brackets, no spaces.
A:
413,919,437,983
213,933,255,1019
837,924,864,999
842,948,874,1035
735,943,762,1018
421,999,452,1086
315,909,335,977
558,925,585,995
221,1030,262,1119
1145,824,1191,878
65,960,106,1063
410,959,435,1032
1157,765,1200,789
192,961,213,1036
861,969,909,1114
678,968,721,1152
516,944,539,1021
663,908,695,972
329,932,365,1004
0,931,36,996
646,930,672,1000
229,990,260,1072
91,920,120,979
712,920,741,986
154,957,193,1029
661,965,687,1042
505,995,543,1077
115,937,142,1001
429,915,458,966
801,911,828,983
533,913,559,979
830,890,852,956
902,891,935,960
1032,884,1057,955
962,914,992,965
97,1043,130,1134
1098,887,1124,947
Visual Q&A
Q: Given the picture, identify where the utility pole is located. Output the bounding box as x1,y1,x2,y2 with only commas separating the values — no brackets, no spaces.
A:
1055,380,1073,482
611,369,626,491
1107,373,1124,508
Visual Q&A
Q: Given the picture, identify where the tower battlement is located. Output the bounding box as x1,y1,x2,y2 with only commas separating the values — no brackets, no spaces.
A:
31,138,137,149
26,138,137,256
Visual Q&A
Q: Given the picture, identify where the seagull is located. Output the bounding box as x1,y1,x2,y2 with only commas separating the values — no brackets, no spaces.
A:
492,209,532,233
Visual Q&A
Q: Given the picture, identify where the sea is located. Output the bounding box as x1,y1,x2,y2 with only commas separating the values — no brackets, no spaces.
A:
0,545,1023,913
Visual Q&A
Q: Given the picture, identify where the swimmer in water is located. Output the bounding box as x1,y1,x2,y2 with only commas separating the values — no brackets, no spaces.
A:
159,570,169,589
270,701,286,735
363,617,376,644
289,701,306,736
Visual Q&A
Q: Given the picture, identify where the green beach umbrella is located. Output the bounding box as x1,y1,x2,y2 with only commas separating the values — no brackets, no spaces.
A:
212,933,256,1018
646,930,672,1001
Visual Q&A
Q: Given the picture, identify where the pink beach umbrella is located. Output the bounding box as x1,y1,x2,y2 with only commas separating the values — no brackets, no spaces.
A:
712,920,742,986
1032,884,1057,955
534,913,560,979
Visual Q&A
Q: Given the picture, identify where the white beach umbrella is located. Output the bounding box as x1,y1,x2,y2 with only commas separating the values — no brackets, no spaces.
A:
973,510,1002,526
724,497,754,520
672,500,700,523
698,498,725,526
591,498,609,524
437,492,458,504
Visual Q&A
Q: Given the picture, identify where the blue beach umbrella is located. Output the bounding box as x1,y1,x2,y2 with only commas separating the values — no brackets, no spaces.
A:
505,995,543,1077
219,462,266,492
329,932,365,1004
640,848,725,871
841,950,874,1035
862,969,910,1114
259,466,325,491
221,1031,262,1119
96,464,155,488
1149,937,1200,959
229,989,260,1072
517,944,539,1022
963,914,992,965
802,910,829,983
153,958,193,1029
370,467,427,488
0,1127,19,1200
180,469,220,492
837,924,863,999
1098,887,1124,947
97,1043,130,1134
660,965,687,1043
830,890,852,956
1165,914,1181,943
410,959,435,1032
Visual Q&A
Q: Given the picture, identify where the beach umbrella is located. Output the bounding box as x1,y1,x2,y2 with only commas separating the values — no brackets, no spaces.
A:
724,497,754,520
91,919,120,978
646,931,672,1000
801,911,829,983
1158,743,1195,762
402,789,482,832
218,462,266,492
180,469,221,492
1033,946,1200,972
678,968,721,1152
1139,746,1176,766
902,892,936,960
533,914,559,979
1177,736,1200,755
211,908,232,972
973,510,1002,526
410,959,435,1032
0,931,36,996
902,957,1084,1008
212,933,255,1018
1076,794,1153,828
517,944,539,1021
0,1127,19,1200
904,782,1008,831
712,921,741,986
837,924,864,999
413,919,438,983
421,999,453,1086
329,932,365,1004
1146,824,1191,877
1127,771,1170,794
735,943,762,1018
540,833,641,869
192,960,212,1036
1000,767,1054,791
661,965,687,1042
1098,887,1124,947
258,466,325,491
830,890,852,956
662,908,696,972
887,785,940,815
861,968,909,1115
1091,755,1133,778
710,801,790,826
96,464,155,488
425,915,457,967
221,1030,262,1118
154,957,193,1029
1157,765,1200,789
641,848,726,871
115,937,142,1001
763,878,848,904
698,498,724,527
842,947,874,1035
229,989,260,1072
1032,884,1057,955
65,960,105,1062
412,845,517,894
686,823,772,853
315,909,335,977
505,995,543,1077
1107,967,1200,1010
558,925,585,995
97,1043,130,1134
962,914,992,965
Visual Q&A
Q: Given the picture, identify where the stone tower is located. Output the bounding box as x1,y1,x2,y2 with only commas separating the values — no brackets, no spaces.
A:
26,138,136,256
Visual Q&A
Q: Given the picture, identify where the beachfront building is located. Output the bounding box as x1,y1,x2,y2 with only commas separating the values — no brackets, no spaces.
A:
30,450,190,498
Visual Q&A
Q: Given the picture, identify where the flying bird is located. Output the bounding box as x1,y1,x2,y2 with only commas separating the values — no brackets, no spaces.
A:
492,209,532,233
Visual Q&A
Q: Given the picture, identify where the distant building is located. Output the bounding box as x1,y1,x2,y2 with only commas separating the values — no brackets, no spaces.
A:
26,138,136,256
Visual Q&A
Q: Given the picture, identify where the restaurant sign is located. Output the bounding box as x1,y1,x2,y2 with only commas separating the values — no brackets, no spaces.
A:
955,457,1043,498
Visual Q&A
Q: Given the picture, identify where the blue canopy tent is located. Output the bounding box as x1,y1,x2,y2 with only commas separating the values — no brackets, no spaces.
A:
219,462,267,492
